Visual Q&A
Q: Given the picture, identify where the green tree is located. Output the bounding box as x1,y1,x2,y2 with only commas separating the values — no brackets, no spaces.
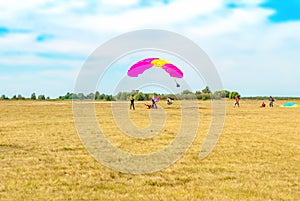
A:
120,92,128,100
71,93,79,99
65,92,71,99
38,94,45,100
134,92,145,101
202,86,211,94
229,91,240,99
95,91,101,100
222,90,230,98
77,93,85,100
115,92,130,100
144,93,150,100
104,95,114,101
213,90,230,99
0,94,7,100
202,94,211,100
17,94,25,100
99,93,105,100
86,93,95,100
181,90,193,95
31,93,36,100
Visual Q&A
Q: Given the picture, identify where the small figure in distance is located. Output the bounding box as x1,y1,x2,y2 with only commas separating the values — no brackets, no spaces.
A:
130,95,135,110
260,102,266,108
269,96,274,107
166,97,174,105
234,95,240,107
144,104,152,109
152,96,157,109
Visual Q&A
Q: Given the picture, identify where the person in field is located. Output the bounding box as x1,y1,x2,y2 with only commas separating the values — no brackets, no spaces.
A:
260,102,266,108
166,97,174,105
152,97,157,109
145,104,152,109
130,95,135,110
269,96,274,107
234,95,240,107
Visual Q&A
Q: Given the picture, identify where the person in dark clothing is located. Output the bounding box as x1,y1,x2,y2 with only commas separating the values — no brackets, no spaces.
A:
269,96,274,107
151,97,157,109
130,95,135,110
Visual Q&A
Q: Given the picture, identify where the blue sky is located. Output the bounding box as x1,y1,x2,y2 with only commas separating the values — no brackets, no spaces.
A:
0,0,299,97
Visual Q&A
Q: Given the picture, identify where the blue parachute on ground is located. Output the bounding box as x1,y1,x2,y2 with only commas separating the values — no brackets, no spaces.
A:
280,102,300,108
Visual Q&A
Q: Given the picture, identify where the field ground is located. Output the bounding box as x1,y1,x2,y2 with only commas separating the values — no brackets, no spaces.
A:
0,99,299,200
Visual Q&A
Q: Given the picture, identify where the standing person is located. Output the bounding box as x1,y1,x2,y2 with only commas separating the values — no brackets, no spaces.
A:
234,95,240,107
151,96,157,109
269,96,274,107
130,95,135,110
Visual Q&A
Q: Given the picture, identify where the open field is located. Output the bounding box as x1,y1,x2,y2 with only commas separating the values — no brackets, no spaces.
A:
0,100,299,200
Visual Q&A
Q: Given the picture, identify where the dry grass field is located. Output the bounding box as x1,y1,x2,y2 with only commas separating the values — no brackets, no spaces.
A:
0,99,299,201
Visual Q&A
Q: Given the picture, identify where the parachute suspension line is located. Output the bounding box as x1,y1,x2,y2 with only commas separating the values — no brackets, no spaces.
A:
174,79,180,87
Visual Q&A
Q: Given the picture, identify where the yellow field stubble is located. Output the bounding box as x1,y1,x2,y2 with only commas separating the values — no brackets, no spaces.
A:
0,100,299,200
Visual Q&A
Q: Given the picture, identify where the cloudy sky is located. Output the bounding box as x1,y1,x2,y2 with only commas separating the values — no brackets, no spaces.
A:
0,0,299,98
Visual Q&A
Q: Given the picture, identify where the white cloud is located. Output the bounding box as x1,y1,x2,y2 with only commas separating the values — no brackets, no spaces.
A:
101,0,139,7
0,0,299,96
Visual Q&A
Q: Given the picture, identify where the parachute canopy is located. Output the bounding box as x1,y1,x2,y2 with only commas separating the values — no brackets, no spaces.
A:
280,102,300,108
127,58,183,78
153,97,159,102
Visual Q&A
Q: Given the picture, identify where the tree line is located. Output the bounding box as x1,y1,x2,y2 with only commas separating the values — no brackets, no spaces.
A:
0,93,49,100
0,87,240,101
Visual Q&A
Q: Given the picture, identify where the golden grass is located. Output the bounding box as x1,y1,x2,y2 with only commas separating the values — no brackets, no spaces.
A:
0,99,299,200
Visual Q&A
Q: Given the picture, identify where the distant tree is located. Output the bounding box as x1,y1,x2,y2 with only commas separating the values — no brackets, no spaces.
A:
59,92,71,100
31,93,36,100
202,94,211,100
86,93,95,100
38,94,45,100
144,93,150,100
65,92,71,99
229,91,240,99
12,95,17,100
104,95,114,101
134,92,145,101
131,90,139,94
181,90,193,95
71,93,79,99
202,86,211,94
153,92,159,97
95,91,100,100
194,91,201,100
120,92,128,100
99,93,105,100
17,94,25,100
46,96,50,100
77,93,85,100
115,92,131,100
0,95,7,100
222,90,230,98
213,90,230,99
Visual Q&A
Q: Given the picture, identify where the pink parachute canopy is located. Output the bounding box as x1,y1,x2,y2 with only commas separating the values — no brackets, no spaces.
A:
127,58,183,78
